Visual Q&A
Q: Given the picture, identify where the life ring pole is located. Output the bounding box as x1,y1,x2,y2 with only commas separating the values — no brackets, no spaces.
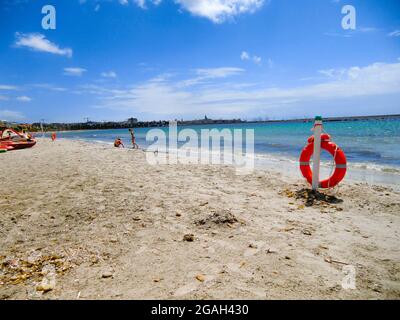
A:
312,116,323,191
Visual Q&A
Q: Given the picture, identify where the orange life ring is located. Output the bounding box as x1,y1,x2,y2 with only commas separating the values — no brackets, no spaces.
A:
299,135,347,189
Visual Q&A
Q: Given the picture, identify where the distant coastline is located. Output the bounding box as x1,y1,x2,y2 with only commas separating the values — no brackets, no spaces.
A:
3,113,400,132
246,113,400,124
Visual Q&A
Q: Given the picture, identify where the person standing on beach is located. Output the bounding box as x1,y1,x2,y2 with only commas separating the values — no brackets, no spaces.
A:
129,128,139,149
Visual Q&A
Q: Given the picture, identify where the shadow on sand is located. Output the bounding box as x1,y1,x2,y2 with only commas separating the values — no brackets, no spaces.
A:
295,188,344,207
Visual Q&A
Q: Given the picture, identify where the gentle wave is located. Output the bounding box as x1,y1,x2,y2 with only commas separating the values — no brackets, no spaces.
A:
53,118,400,178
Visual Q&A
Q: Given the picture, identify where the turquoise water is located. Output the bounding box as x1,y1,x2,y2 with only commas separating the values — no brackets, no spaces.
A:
42,118,400,187
53,119,400,170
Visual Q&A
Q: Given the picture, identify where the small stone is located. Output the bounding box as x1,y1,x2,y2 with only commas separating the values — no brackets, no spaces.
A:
176,213,182,217
183,234,195,242
302,229,312,236
372,284,382,293
324,257,332,263
5,259,19,269
248,243,258,249
102,271,114,279
195,274,205,282
284,256,291,260
36,283,54,293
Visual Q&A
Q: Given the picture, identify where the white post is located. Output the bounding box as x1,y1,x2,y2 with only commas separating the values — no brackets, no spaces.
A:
312,116,323,191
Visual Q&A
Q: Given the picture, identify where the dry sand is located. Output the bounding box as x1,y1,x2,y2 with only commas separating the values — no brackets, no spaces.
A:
0,138,399,299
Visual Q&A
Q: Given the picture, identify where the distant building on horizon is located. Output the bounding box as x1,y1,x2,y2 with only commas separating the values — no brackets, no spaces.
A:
127,117,138,126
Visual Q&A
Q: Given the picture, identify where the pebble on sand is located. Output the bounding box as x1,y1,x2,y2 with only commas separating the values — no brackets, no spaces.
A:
101,270,114,279
183,234,195,242
195,274,205,282
36,283,54,293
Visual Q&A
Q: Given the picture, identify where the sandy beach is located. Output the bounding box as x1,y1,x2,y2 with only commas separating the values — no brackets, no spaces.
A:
0,138,399,300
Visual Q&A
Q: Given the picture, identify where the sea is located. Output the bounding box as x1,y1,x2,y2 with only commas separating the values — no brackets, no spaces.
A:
47,119,400,188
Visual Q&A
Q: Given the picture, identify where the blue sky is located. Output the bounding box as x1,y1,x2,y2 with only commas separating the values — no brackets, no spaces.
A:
0,0,399,122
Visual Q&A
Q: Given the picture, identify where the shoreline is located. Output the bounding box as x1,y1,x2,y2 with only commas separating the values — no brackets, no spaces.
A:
56,137,400,190
1,138,399,299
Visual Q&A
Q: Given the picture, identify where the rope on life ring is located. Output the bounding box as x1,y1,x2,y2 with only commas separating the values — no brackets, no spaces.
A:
299,134,347,189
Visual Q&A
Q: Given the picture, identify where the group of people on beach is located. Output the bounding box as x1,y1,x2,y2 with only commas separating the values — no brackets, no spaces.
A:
114,128,139,149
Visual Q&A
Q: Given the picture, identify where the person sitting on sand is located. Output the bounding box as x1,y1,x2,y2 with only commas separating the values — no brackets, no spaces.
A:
129,128,139,149
22,130,32,140
114,138,124,148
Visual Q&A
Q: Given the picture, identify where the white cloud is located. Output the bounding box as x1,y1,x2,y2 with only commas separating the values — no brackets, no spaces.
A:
358,27,378,33
0,85,18,90
115,0,263,22
133,0,162,8
63,67,87,76
14,33,72,58
175,0,266,23
101,71,117,78
16,96,32,102
241,51,265,65
324,32,352,38
0,110,25,121
252,55,262,64
388,30,400,37
86,61,400,118
318,68,346,79
134,0,145,7
196,67,244,78
31,83,68,92
178,67,244,87
240,51,250,60
0,95,9,101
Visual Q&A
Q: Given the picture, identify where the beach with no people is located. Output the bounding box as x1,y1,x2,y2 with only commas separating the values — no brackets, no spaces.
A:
1,138,399,299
